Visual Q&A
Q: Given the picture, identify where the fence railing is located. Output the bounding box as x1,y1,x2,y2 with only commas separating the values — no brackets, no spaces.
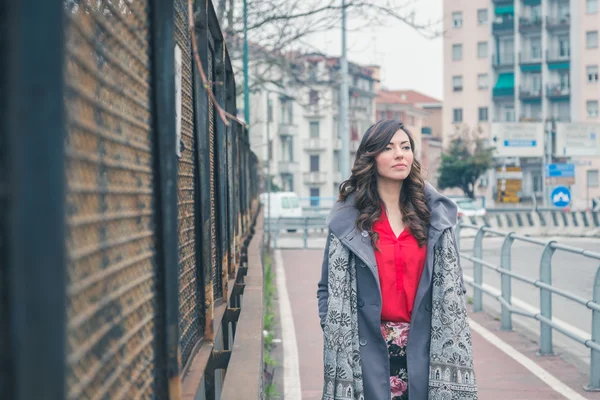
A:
3,1,260,399
457,223,600,391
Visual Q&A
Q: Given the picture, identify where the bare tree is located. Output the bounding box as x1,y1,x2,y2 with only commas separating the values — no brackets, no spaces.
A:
215,0,442,96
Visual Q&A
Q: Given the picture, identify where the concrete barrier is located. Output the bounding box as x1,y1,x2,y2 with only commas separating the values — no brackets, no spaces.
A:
459,210,600,238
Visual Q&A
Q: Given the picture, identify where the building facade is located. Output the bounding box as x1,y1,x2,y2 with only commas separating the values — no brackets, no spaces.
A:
443,0,600,208
242,53,378,203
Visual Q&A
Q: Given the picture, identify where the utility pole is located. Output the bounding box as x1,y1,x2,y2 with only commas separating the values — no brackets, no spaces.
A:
339,0,350,180
243,0,250,126
543,120,553,207
266,95,272,248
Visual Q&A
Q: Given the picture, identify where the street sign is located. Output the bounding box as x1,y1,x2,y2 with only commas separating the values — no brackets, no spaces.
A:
545,176,575,185
551,186,571,208
546,163,575,178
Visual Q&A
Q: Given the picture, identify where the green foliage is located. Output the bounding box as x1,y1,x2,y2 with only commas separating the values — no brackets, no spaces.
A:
438,126,494,199
262,251,279,399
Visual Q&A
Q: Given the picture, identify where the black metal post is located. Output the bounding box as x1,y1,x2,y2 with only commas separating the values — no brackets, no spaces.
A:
149,0,180,397
6,1,66,399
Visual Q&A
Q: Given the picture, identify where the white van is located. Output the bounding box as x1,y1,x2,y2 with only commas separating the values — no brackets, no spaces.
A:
260,191,302,220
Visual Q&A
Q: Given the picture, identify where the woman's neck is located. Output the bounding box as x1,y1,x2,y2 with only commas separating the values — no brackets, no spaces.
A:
377,177,403,212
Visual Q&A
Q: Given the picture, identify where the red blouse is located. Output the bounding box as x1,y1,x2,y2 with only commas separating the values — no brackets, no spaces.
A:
373,209,427,322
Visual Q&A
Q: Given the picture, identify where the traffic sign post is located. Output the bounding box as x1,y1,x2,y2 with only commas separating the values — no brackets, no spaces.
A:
550,186,571,208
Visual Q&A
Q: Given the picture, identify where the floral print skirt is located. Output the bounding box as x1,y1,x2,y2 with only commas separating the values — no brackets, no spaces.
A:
380,321,411,400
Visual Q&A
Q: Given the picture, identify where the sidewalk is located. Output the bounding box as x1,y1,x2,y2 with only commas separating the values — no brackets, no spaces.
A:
276,248,600,400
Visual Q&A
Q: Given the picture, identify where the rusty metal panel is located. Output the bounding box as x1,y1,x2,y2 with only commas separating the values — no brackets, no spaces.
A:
62,1,160,398
174,0,204,368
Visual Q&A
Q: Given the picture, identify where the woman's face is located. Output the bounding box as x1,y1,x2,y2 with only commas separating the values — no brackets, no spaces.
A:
374,129,414,182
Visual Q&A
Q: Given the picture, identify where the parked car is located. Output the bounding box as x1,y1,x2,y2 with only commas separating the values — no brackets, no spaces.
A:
450,197,486,218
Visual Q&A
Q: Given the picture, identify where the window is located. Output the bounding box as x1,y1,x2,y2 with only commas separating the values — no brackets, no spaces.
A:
559,71,570,90
309,121,320,138
558,35,570,57
531,5,541,20
310,154,320,171
532,73,542,92
478,73,488,90
477,41,488,59
452,12,463,28
310,188,320,207
588,170,599,188
588,0,598,14
478,107,488,122
452,44,463,61
477,8,488,25
309,90,319,105
558,0,569,18
503,105,515,122
453,108,463,123
280,99,287,122
588,100,599,117
531,37,542,59
378,111,386,120
587,31,599,49
333,150,340,172
588,65,599,82
533,174,543,192
452,75,463,91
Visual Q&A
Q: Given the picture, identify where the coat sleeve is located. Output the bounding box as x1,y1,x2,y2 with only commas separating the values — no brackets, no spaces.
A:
452,226,467,295
317,232,332,329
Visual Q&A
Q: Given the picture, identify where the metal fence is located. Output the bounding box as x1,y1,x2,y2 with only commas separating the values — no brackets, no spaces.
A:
458,223,600,391
2,1,259,399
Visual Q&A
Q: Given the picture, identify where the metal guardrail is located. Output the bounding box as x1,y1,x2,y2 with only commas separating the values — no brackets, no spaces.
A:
266,216,328,248
457,223,600,391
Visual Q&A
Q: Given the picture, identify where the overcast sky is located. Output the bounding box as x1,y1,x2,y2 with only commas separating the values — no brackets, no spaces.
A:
305,0,445,100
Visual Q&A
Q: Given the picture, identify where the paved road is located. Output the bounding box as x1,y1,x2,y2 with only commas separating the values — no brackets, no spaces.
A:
458,236,600,368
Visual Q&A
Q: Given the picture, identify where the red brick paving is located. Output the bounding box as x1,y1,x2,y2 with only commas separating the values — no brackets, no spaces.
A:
281,249,599,400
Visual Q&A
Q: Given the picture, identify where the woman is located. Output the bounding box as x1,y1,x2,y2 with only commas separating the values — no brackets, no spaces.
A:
317,120,477,400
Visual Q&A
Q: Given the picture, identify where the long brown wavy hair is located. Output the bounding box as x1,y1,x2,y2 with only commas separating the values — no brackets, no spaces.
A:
339,120,431,247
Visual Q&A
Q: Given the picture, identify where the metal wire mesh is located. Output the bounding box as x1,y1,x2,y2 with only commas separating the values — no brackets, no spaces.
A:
208,44,222,300
174,0,204,367
62,1,160,398
0,7,8,393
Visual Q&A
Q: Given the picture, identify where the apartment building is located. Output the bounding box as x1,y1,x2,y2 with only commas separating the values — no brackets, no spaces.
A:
243,53,378,202
443,0,600,208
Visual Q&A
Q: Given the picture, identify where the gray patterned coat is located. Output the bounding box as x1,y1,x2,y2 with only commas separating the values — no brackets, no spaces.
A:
317,183,466,400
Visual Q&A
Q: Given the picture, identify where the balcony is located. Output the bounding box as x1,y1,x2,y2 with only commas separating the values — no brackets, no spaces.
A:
333,138,342,150
303,104,325,118
519,86,542,101
350,139,360,153
518,16,542,33
278,123,298,137
546,48,570,66
492,53,515,69
546,84,570,100
278,160,299,174
303,138,328,151
333,171,342,183
519,52,542,72
546,15,570,31
303,171,327,185
492,15,515,34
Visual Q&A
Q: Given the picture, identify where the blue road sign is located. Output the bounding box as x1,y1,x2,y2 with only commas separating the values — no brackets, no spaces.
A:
504,140,537,147
546,163,575,178
551,186,571,208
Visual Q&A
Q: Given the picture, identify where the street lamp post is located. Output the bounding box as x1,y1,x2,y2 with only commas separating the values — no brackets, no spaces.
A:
266,94,272,248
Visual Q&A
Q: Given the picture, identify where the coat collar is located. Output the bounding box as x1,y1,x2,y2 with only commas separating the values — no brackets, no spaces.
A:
326,182,458,288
